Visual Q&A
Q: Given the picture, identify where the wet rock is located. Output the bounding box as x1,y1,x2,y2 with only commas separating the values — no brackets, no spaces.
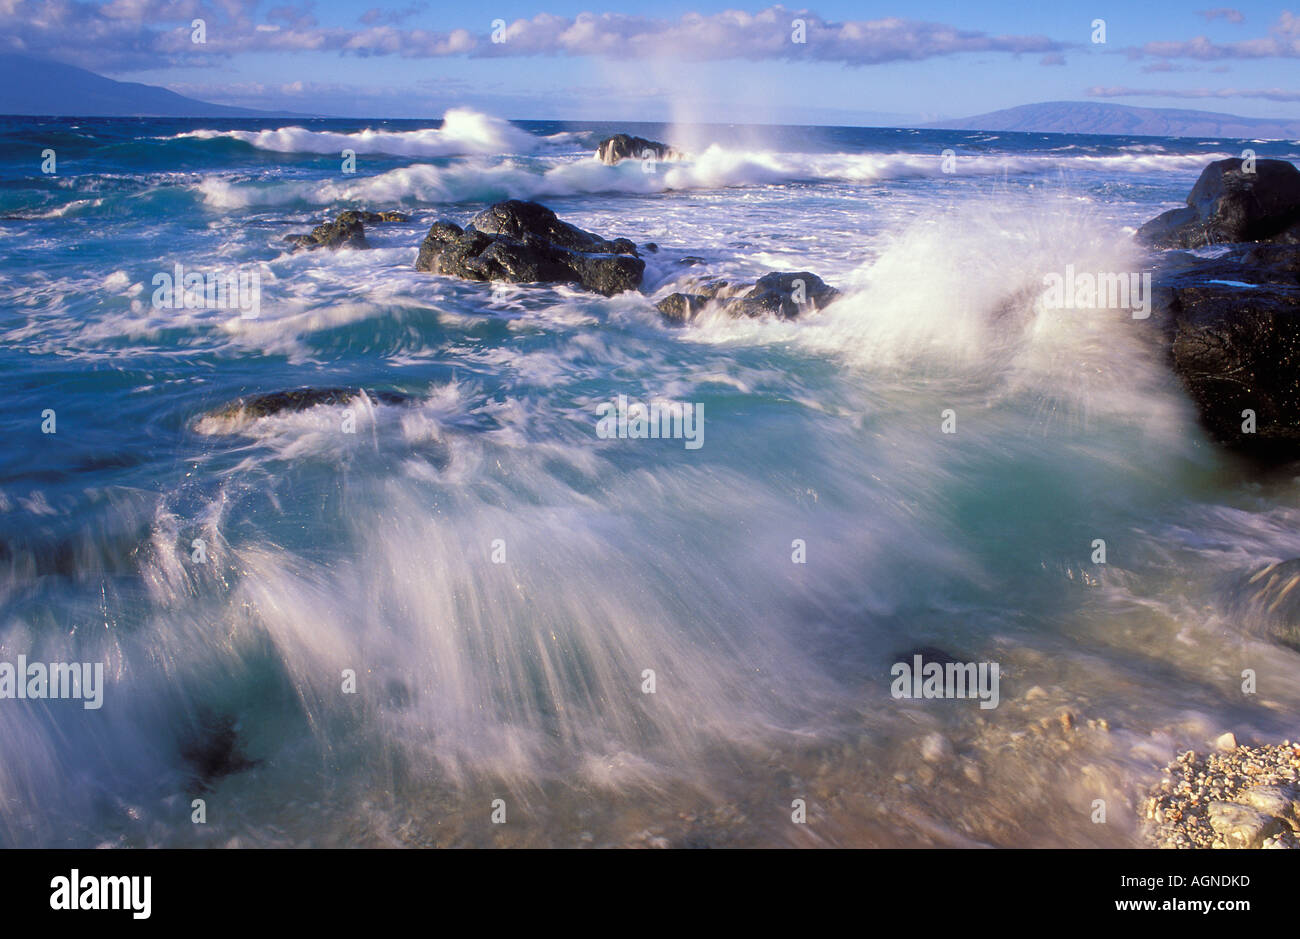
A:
415,200,644,297
384,678,414,710
1151,242,1300,459
335,209,410,225
1207,801,1287,848
469,201,637,256
596,133,679,165
284,215,369,251
655,271,840,324
1138,158,1300,248
283,210,408,251
181,712,257,788
1232,558,1300,651
655,292,708,325
736,272,841,318
203,387,411,422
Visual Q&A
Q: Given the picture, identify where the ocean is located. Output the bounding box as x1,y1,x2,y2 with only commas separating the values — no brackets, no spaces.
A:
2,110,1299,847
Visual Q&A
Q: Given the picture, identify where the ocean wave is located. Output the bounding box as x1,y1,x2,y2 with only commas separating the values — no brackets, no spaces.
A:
195,146,1225,209
175,108,545,158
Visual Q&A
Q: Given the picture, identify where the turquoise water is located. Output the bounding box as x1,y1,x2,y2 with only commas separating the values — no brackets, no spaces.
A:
2,113,1299,847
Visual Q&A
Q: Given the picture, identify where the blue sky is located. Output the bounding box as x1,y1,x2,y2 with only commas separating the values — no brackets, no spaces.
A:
3,1,1298,122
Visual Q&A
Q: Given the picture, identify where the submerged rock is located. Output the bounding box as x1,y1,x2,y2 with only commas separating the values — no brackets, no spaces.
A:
596,133,679,165
284,216,369,251
283,209,409,251
198,387,412,431
415,200,645,297
181,712,258,788
1138,158,1300,249
1151,242,1300,459
656,271,840,324
1228,557,1300,650
335,209,410,225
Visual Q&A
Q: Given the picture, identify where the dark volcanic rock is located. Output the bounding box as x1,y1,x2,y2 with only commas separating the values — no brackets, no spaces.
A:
1153,243,1300,458
596,133,679,165
1138,158,1300,249
467,200,637,255
415,200,645,297
655,293,708,325
205,387,412,422
335,209,410,226
284,216,369,251
735,272,841,318
283,210,409,251
181,712,258,789
656,271,840,324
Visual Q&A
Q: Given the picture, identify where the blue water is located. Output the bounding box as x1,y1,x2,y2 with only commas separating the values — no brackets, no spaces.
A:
2,112,1299,847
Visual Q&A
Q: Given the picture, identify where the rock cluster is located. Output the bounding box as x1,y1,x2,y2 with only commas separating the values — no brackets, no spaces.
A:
415,199,645,296
284,209,410,251
1143,159,1300,460
1143,741,1300,848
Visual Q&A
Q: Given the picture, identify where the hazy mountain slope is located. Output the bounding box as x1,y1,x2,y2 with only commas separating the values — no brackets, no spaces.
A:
0,54,291,117
926,101,1300,139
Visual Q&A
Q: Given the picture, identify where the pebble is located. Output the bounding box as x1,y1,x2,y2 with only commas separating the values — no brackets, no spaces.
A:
1143,742,1300,849
919,733,954,764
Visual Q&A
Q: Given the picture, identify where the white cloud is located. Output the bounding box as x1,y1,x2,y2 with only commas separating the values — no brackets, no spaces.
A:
0,3,1065,70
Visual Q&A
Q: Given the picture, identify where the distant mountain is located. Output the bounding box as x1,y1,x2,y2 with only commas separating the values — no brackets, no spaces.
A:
926,101,1300,140
0,54,306,118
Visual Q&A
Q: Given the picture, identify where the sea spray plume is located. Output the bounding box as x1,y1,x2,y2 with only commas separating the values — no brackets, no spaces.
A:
122,409,848,803
786,190,1187,438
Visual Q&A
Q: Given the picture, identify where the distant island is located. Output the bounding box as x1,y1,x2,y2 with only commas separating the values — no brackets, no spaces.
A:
0,53,307,118
926,101,1300,140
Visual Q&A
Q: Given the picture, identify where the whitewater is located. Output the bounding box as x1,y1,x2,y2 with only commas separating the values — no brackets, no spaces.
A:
2,109,1299,847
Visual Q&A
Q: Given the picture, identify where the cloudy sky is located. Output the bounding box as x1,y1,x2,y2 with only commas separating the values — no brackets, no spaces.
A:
2,1,1299,122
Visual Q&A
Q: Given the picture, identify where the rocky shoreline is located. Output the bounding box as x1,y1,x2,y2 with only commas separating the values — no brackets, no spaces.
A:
1145,158,1300,461
1143,739,1300,848
250,146,1300,848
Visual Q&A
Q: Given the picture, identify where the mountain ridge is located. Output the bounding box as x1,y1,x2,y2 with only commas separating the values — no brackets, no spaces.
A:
925,101,1300,140
0,53,313,118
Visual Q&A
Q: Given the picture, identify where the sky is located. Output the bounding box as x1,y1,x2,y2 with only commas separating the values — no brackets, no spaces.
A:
1,1,1298,122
